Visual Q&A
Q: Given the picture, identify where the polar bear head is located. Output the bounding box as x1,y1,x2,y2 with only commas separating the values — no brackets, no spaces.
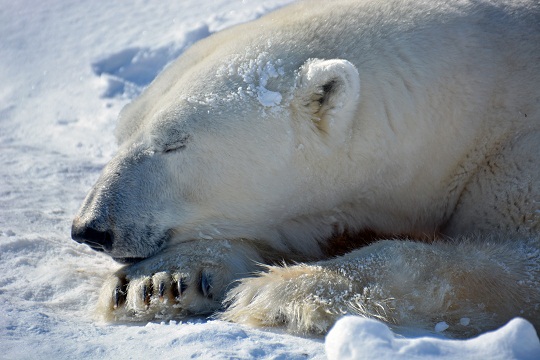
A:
72,44,361,263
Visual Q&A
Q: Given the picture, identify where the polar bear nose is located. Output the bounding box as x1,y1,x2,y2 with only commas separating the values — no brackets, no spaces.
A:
71,219,114,252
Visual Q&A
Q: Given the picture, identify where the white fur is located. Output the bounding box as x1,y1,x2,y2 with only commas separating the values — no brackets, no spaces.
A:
73,0,540,337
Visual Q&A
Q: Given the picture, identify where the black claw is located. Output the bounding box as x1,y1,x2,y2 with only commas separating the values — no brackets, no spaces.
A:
172,277,187,300
142,283,152,306
114,288,121,308
158,281,165,300
179,277,187,296
113,279,127,309
200,272,213,299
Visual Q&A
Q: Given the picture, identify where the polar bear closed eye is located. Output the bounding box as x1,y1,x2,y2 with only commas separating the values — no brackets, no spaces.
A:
72,0,540,337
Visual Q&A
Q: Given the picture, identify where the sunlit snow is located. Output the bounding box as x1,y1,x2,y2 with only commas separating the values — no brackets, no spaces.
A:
1,0,538,359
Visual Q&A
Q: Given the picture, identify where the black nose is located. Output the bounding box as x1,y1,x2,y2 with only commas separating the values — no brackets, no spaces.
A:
71,220,114,252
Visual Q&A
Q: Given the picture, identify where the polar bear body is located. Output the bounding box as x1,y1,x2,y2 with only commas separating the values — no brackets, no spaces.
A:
72,0,540,336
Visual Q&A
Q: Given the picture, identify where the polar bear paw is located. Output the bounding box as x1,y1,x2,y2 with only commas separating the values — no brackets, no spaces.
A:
221,264,361,334
97,265,220,321
96,240,261,322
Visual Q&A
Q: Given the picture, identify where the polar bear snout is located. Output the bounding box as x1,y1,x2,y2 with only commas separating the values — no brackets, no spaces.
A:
70,145,177,261
71,217,114,253
71,217,166,264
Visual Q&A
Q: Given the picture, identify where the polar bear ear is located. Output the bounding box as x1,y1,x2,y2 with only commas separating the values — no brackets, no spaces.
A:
293,59,360,138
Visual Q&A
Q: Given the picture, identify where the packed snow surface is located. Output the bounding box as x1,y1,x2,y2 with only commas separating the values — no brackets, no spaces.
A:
1,0,539,359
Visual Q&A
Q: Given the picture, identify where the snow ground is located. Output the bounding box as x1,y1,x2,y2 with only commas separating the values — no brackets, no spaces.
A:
0,0,538,359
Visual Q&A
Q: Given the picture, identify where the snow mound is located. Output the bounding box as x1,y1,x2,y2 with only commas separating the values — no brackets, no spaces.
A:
325,316,540,360
2,0,540,358
92,23,211,98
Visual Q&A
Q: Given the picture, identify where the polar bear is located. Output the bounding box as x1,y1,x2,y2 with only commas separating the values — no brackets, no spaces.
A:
72,0,540,337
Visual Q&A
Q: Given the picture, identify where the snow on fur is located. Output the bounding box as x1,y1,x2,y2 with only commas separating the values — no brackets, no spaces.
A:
1,0,539,358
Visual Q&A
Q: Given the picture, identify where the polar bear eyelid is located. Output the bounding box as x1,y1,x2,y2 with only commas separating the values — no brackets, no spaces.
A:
163,143,187,153
161,133,191,153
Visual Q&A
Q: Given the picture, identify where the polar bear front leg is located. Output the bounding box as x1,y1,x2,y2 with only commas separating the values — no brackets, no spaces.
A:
221,262,388,334
221,241,393,334
96,239,263,322
222,238,540,337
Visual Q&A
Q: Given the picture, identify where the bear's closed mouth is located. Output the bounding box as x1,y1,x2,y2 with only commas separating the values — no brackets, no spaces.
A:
113,257,146,264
